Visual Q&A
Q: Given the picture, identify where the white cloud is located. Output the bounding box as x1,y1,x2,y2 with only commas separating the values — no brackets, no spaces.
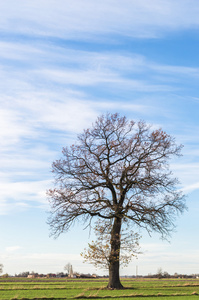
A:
0,108,31,148
5,246,22,252
171,163,199,193
151,64,199,78
1,40,198,110
1,0,199,39
0,41,42,61
35,68,173,93
181,182,199,193
0,251,85,275
0,4,198,218
0,180,51,215
23,253,81,261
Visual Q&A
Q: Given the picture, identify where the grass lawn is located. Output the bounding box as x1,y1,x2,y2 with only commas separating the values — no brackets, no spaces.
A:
0,277,199,299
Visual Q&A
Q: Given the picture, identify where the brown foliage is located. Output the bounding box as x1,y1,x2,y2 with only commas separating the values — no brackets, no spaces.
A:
81,220,141,269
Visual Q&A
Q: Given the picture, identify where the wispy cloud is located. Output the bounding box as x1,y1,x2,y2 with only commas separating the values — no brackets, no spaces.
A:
171,162,199,192
0,180,51,215
181,182,199,193
0,0,198,226
0,108,31,149
1,1,199,39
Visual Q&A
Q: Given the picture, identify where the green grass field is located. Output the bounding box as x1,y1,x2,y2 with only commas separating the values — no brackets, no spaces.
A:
0,277,199,300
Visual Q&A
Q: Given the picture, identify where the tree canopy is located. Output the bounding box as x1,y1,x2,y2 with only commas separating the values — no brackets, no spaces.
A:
48,113,186,289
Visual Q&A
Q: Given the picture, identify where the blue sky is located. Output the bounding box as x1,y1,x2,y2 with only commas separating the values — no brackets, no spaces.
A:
0,0,199,276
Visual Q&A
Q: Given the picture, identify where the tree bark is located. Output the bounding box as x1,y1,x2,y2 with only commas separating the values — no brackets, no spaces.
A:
107,217,124,289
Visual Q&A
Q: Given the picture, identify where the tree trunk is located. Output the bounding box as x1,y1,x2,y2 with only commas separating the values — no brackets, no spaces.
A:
107,217,124,289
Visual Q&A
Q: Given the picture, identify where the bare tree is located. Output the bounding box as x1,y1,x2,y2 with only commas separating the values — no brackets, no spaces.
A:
48,113,186,289
0,264,3,275
81,220,141,269
156,267,163,279
64,262,71,274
